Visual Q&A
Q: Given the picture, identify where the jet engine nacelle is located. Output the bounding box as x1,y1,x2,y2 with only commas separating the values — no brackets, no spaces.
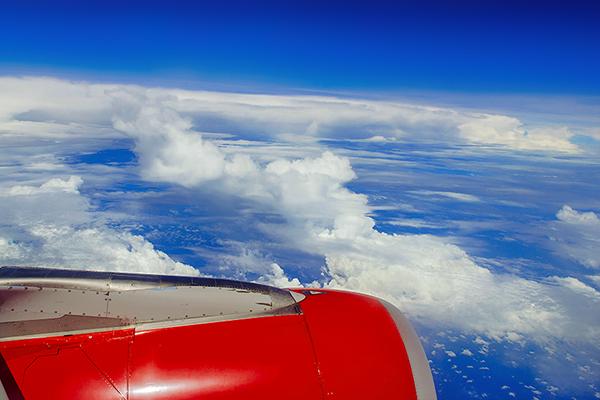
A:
0,267,436,399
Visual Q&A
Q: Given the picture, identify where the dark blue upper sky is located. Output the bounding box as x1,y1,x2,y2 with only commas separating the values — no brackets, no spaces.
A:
2,0,600,94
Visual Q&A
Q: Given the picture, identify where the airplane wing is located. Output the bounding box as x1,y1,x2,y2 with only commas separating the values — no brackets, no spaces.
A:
0,266,436,399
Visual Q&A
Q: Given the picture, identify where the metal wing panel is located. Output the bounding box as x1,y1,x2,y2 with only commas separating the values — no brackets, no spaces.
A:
0,266,301,341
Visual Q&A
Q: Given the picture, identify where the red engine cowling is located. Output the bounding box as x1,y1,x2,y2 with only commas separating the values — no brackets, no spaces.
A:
0,267,436,399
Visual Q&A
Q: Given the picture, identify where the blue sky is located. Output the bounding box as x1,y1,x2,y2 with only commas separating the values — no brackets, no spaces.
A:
3,0,600,93
1,2,600,399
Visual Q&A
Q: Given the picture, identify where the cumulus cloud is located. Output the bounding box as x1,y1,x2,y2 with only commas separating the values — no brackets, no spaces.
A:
3,175,83,196
112,101,229,186
458,115,578,152
104,88,600,343
323,232,600,342
0,176,197,276
550,205,600,268
257,263,302,288
557,205,600,226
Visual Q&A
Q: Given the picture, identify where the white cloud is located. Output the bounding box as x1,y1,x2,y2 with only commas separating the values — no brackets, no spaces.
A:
387,218,444,229
0,237,23,259
0,76,585,152
548,276,600,299
409,190,481,203
458,115,578,152
550,205,600,268
257,263,302,288
0,176,197,276
322,232,600,342
557,205,600,226
12,224,196,275
112,101,229,186
4,175,83,196
365,135,394,142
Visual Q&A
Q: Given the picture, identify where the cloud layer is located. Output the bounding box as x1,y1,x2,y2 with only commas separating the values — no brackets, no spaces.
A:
0,76,587,152
0,76,598,346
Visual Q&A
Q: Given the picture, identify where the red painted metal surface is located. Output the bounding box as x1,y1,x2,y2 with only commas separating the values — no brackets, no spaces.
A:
0,290,419,399
295,289,418,400
0,329,133,400
129,315,322,400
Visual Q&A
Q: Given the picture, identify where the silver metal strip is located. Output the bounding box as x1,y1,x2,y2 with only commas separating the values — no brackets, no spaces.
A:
380,300,437,400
